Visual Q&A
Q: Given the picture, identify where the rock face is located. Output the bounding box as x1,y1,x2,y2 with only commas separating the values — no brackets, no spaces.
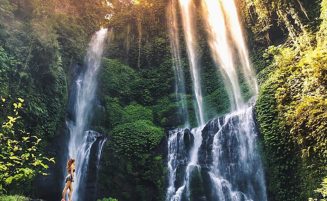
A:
198,117,224,169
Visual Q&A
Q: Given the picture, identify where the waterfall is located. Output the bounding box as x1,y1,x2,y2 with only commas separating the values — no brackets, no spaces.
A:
166,0,267,200
204,106,267,201
75,131,107,201
167,0,190,126
66,28,108,201
219,0,258,95
201,0,244,110
178,0,205,126
166,1,205,199
166,127,203,201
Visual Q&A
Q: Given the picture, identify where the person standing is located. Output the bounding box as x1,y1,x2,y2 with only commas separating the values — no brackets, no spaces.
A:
62,159,75,201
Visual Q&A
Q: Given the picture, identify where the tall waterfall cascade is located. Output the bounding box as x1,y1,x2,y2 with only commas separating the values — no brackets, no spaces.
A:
179,0,205,126
201,0,258,110
167,0,190,127
166,0,267,200
66,28,108,201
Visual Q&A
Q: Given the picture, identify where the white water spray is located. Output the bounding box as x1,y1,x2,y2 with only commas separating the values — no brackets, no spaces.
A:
201,0,266,200
201,0,244,110
208,106,267,201
166,0,267,200
220,0,258,95
178,0,205,126
167,0,190,126
166,1,205,199
166,127,203,201
66,28,108,200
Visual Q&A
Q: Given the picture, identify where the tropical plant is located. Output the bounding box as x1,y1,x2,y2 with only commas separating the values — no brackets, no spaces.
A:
0,98,54,193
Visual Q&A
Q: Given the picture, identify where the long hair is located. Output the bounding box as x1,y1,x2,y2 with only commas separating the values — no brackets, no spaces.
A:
66,159,75,173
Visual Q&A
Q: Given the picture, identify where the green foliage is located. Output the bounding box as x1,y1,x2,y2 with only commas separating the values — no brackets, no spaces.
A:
318,0,327,46
203,88,230,120
256,7,327,199
309,177,327,201
103,97,153,127
110,120,163,158
103,97,124,128
315,177,327,199
153,95,185,127
136,59,175,105
100,59,141,104
54,15,87,66
0,46,19,95
200,58,232,121
0,195,29,201
100,126,165,201
242,0,321,45
122,103,153,123
98,56,169,201
256,67,303,201
0,98,54,194
99,119,165,201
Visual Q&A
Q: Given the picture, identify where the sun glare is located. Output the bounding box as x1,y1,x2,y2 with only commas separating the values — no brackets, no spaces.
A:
179,0,191,6
133,0,141,5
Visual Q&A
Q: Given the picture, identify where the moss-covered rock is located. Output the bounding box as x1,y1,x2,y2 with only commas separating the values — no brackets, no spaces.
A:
110,120,163,158
98,120,165,201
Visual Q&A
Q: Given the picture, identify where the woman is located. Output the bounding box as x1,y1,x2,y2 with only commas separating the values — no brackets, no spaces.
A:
62,159,75,201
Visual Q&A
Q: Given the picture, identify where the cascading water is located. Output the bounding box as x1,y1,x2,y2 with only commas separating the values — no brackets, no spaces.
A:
166,1,206,200
167,0,190,127
75,131,107,201
201,0,244,110
202,106,267,201
166,0,267,200
219,0,258,95
178,0,205,125
66,28,108,201
166,127,203,201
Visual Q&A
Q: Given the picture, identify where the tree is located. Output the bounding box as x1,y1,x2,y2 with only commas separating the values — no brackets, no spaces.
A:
0,97,54,193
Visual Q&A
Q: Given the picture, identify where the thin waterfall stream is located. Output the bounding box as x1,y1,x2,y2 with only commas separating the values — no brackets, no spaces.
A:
166,0,267,200
167,0,190,127
179,0,205,126
65,28,108,201
166,1,206,200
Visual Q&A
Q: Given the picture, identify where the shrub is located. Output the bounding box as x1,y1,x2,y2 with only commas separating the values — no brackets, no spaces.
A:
122,103,153,124
0,98,54,193
0,195,28,201
100,59,141,104
110,120,163,158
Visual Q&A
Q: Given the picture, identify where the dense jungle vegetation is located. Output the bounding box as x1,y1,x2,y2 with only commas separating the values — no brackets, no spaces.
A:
0,0,326,200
